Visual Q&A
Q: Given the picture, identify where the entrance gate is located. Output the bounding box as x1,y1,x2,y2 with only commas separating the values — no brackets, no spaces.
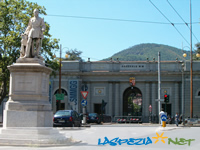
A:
123,87,142,116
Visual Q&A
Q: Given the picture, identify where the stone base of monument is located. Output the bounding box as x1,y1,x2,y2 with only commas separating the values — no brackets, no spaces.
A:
4,58,53,127
0,127,79,146
0,58,79,146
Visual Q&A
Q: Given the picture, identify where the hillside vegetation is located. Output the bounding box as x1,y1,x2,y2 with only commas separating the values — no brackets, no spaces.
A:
103,43,190,61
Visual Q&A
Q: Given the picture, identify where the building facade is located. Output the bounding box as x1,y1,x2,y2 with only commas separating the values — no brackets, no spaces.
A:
50,60,200,123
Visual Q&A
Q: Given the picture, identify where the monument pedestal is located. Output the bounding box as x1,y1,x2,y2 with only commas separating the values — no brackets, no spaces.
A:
0,58,77,146
0,127,76,146
3,58,53,127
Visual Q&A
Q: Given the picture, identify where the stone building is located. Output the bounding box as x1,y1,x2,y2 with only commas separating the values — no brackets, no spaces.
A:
49,59,200,123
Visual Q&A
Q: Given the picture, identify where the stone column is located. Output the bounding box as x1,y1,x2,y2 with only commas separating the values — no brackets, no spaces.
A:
151,83,157,116
145,82,150,119
64,95,68,110
52,93,57,113
87,82,91,113
175,82,179,114
64,80,69,110
108,82,113,117
115,82,120,116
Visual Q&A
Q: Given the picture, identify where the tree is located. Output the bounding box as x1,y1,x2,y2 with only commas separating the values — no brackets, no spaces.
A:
193,43,200,61
0,0,59,104
64,49,83,61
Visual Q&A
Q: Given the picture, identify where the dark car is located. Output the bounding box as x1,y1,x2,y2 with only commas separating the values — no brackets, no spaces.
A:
87,113,101,124
53,110,82,127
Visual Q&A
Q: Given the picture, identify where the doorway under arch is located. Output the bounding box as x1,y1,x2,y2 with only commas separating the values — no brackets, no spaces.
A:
123,87,142,116
54,89,68,111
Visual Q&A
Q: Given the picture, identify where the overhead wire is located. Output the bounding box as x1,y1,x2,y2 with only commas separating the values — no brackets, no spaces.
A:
46,14,199,25
149,0,190,46
166,0,199,43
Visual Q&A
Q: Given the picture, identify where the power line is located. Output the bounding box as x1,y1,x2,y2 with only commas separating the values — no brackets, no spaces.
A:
149,0,190,46
167,0,199,43
46,14,199,25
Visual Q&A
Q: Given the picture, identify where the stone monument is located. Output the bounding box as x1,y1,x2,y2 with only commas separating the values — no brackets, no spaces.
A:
3,8,52,128
3,59,53,127
0,9,77,146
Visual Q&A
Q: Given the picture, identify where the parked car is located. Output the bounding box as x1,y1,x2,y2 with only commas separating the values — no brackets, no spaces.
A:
87,113,101,124
53,110,82,127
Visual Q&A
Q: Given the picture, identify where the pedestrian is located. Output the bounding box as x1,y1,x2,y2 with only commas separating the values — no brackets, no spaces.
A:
167,114,171,124
175,112,179,126
159,108,165,126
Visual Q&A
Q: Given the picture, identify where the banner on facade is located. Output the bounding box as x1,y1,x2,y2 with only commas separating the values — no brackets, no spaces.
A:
69,80,78,111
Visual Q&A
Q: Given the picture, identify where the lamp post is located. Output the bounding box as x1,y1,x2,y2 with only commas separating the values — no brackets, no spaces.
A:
182,0,198,119
59,45,69,93
181,63,185,125
54,44,69,110
190,0,193,119
183,46,200,119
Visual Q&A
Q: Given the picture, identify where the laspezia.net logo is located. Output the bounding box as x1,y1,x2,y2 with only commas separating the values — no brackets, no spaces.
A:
98,132,195,146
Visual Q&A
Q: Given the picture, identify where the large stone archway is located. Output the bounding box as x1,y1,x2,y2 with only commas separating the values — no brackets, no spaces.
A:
123,87,142,116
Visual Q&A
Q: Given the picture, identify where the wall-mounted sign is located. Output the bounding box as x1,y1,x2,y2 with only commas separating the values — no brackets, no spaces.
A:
129,77,135,86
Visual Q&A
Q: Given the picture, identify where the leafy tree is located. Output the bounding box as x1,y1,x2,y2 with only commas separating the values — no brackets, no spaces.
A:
0,0,59,104
64,49,83,61
193,43,200,61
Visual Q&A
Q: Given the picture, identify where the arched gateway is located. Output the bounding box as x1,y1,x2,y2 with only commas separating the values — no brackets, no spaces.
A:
123,87,142,116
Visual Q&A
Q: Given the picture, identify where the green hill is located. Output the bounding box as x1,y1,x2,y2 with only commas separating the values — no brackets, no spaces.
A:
103,43,190,61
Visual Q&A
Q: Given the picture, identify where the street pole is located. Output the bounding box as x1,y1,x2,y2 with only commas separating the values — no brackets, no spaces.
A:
59,44,62,94
182,63,185,125
190,0,193,118
57,44,62,110
83,106,86,124
158,52,161,123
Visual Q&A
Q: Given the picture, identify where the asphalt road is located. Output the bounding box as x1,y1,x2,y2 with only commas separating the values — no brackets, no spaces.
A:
0,124,199,150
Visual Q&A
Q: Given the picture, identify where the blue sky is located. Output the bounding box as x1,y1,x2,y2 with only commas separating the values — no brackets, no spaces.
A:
28,0,200,61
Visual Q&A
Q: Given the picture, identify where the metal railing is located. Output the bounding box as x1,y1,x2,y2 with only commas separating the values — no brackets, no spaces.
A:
114,116,142,123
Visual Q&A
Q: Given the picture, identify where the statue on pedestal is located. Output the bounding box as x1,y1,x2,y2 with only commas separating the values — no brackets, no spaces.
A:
20,9,45,58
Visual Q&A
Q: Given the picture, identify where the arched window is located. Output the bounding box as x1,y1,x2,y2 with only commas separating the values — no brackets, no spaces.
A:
198,91,200,96
54,89,68,96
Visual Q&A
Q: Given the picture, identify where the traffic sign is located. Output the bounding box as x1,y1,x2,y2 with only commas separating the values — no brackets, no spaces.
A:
81,85,88,91
161,114,167,121
81,91,89,99
55,93,64,100
81,99,87,107
155,99,164,102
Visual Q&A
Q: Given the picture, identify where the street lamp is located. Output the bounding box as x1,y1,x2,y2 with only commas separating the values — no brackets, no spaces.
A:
182,45,200,118
182,44,200,58
59,45,69,95
186,0,200,118
183,52,200,58
54,44,69,110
